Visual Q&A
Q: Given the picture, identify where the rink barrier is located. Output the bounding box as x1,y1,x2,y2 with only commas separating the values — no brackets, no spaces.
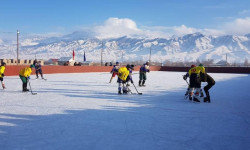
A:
4,66,161,76
159,66,250,74
4,65,250,76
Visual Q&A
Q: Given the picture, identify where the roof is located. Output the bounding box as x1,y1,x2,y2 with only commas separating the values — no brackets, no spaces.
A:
58,57,73,61
48,59,59,62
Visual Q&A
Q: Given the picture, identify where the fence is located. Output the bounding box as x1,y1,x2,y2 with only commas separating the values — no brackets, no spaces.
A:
4,65,250,76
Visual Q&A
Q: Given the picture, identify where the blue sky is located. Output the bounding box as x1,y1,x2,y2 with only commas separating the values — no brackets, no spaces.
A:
1,0,250,38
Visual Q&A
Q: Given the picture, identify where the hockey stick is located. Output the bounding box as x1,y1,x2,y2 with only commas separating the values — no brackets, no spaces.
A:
182,75,190,86
28,81,37,95
132,82,142,95
183,75,190,99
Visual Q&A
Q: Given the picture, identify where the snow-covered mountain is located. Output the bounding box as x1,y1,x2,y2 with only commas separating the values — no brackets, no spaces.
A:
1,32,250,63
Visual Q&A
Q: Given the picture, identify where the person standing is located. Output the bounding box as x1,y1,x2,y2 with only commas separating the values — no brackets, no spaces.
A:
186,64,205,102
200,72,215,103
35,62,44,79
117,64,130,94
125,64,135,93
33,59,38,66
139,61,150,86
184,64,204,98
109,62,120,83
19,64,35,92
0,62,6,89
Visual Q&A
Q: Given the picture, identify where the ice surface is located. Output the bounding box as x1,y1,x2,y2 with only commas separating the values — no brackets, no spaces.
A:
0,72,250,150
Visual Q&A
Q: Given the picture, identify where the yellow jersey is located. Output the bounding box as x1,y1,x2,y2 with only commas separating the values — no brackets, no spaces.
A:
118,67,129,81
19,67,32,77
0,66,5,78
188,66,205,76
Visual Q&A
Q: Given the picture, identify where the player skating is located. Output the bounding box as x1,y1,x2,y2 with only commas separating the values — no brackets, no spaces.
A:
109,62,120,83
183,64,205,102
183,64,204,98
200,72,215,103
125,64,135,93
34,61,45,79
0,62,6,89
139,61,150,86
19,64,35,92
117,64,132,94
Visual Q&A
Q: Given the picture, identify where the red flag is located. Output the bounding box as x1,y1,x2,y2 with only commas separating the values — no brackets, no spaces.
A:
73,49,75,60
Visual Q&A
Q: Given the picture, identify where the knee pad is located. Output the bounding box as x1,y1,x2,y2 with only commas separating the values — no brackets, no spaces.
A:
195,88,200,96
189,88,194,96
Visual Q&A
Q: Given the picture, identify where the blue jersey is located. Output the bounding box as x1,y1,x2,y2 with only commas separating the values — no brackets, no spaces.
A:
35,63,42,70
111,65,120,73
126,69,133,82
140,64,150,73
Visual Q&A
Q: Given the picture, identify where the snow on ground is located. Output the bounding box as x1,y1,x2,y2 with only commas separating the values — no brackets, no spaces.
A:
0,71,250,150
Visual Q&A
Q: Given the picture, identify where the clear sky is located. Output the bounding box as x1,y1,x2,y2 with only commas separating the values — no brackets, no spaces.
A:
1,0,250,38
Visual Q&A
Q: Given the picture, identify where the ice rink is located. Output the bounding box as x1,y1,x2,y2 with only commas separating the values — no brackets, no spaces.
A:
0,71,250,150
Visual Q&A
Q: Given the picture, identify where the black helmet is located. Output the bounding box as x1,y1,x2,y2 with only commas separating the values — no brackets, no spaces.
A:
126,64,131,69
1,62,6,66
131,64,135,70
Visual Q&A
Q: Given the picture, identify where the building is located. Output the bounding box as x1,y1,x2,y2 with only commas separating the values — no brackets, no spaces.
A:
0,59,44,66
44,59,59,65
58,57,75,66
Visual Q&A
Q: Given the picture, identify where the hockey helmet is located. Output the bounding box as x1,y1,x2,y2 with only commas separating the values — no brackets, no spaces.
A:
1,62,6,66
131,64,135,70
126,64,130,68
116,62,119,65
199,63,203,67
30,64,35,68
191,64,196,68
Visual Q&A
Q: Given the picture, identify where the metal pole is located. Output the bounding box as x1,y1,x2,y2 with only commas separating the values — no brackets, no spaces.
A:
17,30,20,65
149,47,152,63
121,51,123,63
101,42,103,66
226,53,227,64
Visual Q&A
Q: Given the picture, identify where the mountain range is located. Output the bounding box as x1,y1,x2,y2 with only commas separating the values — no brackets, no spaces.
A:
1,32,250,64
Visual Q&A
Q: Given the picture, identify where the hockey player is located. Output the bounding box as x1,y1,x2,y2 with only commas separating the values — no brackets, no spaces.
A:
139,61,150,86
19,64,35,92
125,64,135,93
109,62,120,83
183,64,204,98
200,72,215,103
0,62,6,89
117,64,130,94
33,59,38,66
35,62,44,79
184,64,205,102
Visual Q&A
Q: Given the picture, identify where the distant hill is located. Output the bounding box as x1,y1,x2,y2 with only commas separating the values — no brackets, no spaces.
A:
1,32,250,64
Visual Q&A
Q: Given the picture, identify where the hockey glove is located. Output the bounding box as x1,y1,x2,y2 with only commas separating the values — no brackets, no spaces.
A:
1,73,4,77
131,80,134,84
183,75,187,80
27,76,30,80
